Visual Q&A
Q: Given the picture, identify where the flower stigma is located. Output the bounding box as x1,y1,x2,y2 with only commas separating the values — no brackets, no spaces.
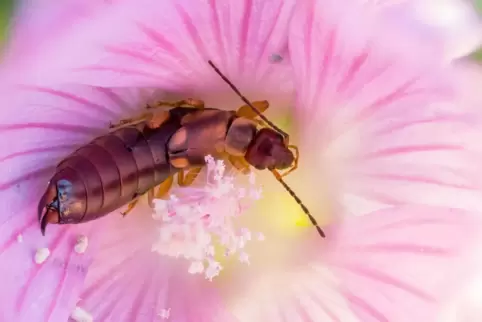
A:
151,155,264,281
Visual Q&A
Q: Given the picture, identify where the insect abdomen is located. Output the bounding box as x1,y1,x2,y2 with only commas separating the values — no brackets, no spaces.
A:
55,122,178,223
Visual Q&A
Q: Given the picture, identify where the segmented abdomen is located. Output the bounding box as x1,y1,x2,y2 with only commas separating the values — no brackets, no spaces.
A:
55,120,180,223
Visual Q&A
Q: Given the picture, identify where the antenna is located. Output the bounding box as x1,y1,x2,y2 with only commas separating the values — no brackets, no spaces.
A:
207,60,325,239
272,170,326,238
208,60,325,239
208,60,288,138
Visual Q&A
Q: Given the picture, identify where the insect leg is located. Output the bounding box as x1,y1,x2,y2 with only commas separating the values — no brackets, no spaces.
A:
279,145,299,177
147,98,205,110
155,175,174,199
227,155,251,175
177,167,202,186
236,100,269,119
110,110,170,131
146,110,170,129
121,199,139,217
147,188,155,208
109,112,151,130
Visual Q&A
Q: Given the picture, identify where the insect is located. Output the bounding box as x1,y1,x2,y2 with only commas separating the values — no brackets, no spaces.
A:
38,60,326,239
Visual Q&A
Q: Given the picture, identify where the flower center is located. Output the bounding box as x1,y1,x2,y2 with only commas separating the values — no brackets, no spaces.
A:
145,106,336,283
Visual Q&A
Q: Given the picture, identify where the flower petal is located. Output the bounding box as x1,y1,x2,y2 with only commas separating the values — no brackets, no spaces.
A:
0,83,160,320
230,206,482,322
0,206,96,321
4,1,111,61
371,0,482,60
324,206,482,322
449,274,482,322
289,0,482,217
12,0,295,106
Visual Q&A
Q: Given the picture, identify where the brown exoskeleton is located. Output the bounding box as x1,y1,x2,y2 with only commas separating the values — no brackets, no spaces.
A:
38,60,325,239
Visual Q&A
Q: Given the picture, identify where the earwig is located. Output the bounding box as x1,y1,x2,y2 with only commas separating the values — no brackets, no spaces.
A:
38,61,325,239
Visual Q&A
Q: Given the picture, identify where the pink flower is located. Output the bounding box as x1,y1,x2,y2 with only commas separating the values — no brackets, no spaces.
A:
1,0,482,321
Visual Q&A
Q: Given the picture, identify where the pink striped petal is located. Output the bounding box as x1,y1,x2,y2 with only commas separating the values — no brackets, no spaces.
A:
324,206,482,322
231,206,482,322
10,0,295,108
289,0,482,217
0,200,96,322
0,84,162,320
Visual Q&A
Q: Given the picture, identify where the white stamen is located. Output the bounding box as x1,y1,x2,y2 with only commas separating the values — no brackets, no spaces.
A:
237,237,246,249
153,199,168,220
248,172,256,184
205,245,215,257
151,156,263,280
34,248,50,264
250,188,263,200
16,234,23,243
239,252,250,265
241,228,251,241
74,235,89,254
188,261,204,275
237,188,246,198
71,306,93,322
205,261,222,281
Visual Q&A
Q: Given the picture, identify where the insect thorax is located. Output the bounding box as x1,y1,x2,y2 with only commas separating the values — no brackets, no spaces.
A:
167,109,237,168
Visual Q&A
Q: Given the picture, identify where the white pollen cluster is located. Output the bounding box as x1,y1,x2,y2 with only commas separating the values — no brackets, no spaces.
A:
151,155,264,281
158,308,171,319
70,306,93,322
34,247,50,264
74,235,89,254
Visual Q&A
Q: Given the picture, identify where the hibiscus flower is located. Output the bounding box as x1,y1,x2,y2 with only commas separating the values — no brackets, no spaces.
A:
1,0,482,321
